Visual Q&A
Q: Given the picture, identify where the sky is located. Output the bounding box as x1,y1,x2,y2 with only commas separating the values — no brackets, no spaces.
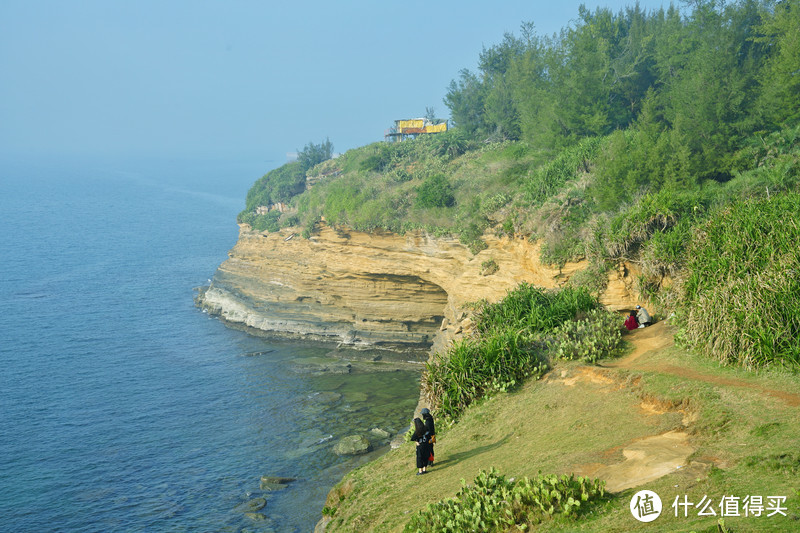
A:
0,0,671,169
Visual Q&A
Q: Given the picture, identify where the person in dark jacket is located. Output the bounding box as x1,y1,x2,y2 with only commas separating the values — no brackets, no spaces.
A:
412,417,432,475
421,408,436,466
624,312,639,331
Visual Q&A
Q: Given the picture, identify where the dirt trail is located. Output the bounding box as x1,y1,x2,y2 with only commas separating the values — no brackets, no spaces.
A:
606,321,675,367
608,321,800,406
571,320,799,493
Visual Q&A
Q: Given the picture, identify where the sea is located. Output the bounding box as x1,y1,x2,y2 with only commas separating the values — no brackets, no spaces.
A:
0,156,421,532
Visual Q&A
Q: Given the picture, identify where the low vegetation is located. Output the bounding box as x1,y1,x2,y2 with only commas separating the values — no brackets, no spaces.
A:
422,285,626,422
404,468,606,532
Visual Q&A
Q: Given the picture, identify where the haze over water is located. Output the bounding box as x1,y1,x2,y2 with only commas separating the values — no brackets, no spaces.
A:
0,157,420,532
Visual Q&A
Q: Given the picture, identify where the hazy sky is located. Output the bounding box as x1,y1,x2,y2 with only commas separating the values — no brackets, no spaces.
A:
1,0,670,167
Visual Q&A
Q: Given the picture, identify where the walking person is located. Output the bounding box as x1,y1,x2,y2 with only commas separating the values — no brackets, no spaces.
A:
412,417,432,475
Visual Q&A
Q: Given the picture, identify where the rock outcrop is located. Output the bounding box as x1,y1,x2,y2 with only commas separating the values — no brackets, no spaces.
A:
197,223,642,352
333,435,372,456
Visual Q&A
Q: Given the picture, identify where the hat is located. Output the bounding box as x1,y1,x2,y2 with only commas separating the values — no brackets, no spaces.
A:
635,305,641,309
420,408,430,415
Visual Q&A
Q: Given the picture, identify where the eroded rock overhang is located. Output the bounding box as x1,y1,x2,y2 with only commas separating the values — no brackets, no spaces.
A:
197,224,642,352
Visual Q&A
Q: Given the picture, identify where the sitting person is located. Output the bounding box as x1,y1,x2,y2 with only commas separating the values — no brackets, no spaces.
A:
624,311,639,331
635,305,652,327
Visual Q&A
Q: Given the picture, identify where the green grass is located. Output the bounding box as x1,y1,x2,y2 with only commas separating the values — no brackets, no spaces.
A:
421,284,620,421
321,327,800,532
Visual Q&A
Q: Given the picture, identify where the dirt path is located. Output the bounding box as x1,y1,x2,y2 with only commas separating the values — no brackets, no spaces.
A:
608,321,800,407
606,321,675,367
572,320,799,492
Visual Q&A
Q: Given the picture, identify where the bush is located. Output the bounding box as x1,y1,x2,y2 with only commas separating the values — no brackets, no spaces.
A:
422,284,600,421
523,137,600,206
679,193,800,369
472,284,598,337
359,144,394,172
480,259,499,276
240,161,306,221
422,329,548,420
549,308,624,363
416,174,456,208
603,188,705,260
404,468,606,532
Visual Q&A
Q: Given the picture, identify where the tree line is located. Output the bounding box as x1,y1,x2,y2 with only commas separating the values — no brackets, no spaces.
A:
444,0,799,200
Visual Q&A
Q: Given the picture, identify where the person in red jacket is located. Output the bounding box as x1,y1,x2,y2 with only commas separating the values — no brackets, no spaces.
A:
624,311,639,331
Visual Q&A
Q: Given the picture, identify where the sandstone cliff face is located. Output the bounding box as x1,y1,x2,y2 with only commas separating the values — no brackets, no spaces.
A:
198,223,643,353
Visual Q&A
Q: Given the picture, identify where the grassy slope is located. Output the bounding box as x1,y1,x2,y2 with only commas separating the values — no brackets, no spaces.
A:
323,322,800,532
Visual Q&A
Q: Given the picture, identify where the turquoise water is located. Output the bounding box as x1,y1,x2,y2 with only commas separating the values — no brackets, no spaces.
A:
0,157,420,532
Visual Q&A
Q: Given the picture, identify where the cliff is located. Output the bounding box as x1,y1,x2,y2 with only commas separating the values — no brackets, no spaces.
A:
197,223,643,353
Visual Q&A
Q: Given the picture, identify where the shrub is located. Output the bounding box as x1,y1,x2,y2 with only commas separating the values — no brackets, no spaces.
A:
359,144,393,172
458,221,488,254
567,262,610,295
404,468,606,532
428,128,475,159
523,137,600,206
549,308,624,363
603,188,704,260
416,174,456,208
423,285,600,421
240,161,306,221
472,284,598,337
423,328,548,420
679,193,800,369
480,259,499,276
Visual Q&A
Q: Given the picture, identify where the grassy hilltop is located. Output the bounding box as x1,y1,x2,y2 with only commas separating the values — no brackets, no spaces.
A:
236,1,800,530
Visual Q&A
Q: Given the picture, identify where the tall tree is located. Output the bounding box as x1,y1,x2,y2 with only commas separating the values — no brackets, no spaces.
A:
755,0,800,127
298,137,334,171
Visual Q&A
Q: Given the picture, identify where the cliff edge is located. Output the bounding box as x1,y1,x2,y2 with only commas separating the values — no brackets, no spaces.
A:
197,223,642,353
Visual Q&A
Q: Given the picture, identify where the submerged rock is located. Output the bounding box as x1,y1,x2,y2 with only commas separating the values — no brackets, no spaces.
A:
260,476,296,484
343,391,368,403
260,475,296,491
234,497,267,513
333,435,372,456
370,428,391,439
308,391,342,404
260,482,288,491
290,357,352,375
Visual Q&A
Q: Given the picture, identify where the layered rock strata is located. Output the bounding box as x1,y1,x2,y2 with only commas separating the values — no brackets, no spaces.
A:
197,223,642,352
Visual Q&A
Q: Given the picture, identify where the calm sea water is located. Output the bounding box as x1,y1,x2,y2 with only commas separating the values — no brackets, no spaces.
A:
0,157,420,532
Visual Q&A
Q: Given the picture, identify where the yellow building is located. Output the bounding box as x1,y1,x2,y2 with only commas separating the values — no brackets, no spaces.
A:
385,118,447,142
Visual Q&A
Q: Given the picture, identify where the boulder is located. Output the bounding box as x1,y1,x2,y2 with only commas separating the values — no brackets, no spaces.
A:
333,435,372,456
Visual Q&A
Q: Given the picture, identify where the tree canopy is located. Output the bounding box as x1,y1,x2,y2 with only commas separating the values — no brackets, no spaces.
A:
444,0,799,178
